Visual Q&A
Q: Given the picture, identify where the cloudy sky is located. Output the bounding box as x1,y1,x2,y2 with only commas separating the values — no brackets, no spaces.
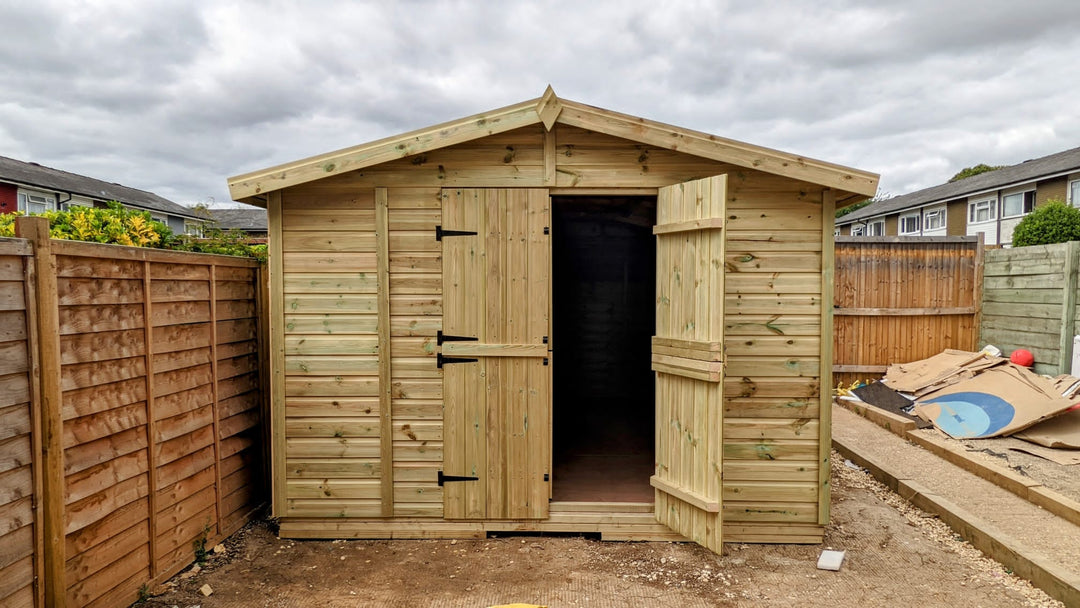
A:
1,0,1079,207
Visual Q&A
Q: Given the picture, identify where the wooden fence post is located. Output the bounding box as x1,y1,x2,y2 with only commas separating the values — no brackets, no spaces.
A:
1059,241,1080,374
973,232,984,350
15,217,65,608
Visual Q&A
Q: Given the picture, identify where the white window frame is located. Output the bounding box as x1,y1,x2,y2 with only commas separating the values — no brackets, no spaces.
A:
834,227,841,237
968,198,996,224
17,190,57,214
867,220,885,236
184,220,204,237
1069,179,1080,207
1001,191,1035,218
898,212,921,235
851,225,865,237
923,207,946,231
59,198,93,211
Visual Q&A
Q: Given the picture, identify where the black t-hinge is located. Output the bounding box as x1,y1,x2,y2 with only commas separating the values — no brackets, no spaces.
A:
437,353,478,368
438,471,480,486
436,225,478,241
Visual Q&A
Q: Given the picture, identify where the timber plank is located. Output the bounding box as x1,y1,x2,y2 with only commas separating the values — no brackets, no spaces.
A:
59,304,144,335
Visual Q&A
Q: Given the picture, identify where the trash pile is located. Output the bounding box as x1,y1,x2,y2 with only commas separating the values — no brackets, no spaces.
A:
837,348,1080,457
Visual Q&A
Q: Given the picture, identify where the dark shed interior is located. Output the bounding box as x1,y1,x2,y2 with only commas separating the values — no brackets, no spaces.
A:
551,197,656,502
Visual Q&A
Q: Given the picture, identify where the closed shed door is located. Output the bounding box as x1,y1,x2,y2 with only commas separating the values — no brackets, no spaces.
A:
651,175,727,553
441,188,551,520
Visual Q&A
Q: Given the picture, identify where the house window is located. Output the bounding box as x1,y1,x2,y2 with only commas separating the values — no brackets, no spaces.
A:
851,225,864,237
899,213,921,235
1001,191,1035,218
867,220,885,236
924,208,946,230
60,199,92,211
17,192,56,214
834,228,841,237
1069,179,1080,207
969,199,996,223
184,221,204,237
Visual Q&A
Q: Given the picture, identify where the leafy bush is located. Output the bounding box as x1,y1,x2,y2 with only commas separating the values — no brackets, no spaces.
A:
171,225,268,262
1012,199,1080,247
0,201,265,261
1,201,172,246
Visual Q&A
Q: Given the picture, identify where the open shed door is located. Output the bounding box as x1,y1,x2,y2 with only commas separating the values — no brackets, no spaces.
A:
441,188,551,520
651,175,727,553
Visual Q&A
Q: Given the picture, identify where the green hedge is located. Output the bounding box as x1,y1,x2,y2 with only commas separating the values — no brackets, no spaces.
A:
0,202,265,261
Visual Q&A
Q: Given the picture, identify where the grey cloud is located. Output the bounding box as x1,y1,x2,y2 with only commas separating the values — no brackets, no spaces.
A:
1,0,1080,205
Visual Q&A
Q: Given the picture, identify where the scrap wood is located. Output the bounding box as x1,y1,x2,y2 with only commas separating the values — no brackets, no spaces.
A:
913,364,1079,439
883,349,1007,397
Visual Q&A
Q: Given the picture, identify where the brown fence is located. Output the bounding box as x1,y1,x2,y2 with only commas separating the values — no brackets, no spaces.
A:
0,217,267,608
832,236,983,388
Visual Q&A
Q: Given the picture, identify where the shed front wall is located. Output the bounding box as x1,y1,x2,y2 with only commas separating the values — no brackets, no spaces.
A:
271,124,829,543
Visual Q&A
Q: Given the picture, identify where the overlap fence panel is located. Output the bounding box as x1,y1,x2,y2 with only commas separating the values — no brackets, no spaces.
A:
832,236,983,388
4,217,267,608
981,241,1080,376
0,237,42,608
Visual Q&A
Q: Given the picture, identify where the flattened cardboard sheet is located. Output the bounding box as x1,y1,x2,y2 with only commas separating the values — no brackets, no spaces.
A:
914,364,1078,439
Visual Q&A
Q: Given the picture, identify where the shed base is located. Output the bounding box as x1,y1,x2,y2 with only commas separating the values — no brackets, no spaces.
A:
277,502,825,544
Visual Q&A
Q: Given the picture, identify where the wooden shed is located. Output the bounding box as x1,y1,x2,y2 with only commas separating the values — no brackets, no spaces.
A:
228,87,878,551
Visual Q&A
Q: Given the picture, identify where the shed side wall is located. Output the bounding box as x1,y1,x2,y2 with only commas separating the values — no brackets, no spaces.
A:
722,172,825,542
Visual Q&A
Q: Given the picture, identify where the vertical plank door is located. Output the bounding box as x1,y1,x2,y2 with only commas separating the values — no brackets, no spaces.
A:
651,175,727,553
441,188,551,520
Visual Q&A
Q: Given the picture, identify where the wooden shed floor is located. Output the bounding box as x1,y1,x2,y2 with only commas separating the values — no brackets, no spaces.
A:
552,451,655,503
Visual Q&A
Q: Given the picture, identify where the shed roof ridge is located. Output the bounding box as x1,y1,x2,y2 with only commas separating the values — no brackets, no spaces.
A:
227,88,878,204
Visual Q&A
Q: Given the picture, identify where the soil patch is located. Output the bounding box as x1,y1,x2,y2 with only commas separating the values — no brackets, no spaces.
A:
142,453,1061,608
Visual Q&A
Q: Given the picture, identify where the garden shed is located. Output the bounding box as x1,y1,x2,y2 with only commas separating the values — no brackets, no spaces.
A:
227,87,878,551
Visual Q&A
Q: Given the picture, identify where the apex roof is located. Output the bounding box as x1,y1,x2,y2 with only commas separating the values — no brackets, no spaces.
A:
0,155,200,219
838,145,1080,225
228,86,878,206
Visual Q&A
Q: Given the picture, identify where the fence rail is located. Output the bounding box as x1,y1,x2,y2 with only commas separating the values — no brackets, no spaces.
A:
0,217,267,608
832,236,983,387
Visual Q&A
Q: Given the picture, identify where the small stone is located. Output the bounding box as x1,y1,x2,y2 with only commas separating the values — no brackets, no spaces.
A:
199,584,213,597
450,539,457,545
213,544,226,555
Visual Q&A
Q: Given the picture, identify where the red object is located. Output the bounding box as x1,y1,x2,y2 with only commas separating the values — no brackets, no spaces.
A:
1010,349,1035,367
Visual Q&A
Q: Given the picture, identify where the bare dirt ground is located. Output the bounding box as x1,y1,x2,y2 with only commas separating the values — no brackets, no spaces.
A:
142,453,1062,608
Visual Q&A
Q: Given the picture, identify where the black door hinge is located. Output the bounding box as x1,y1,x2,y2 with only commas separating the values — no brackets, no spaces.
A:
436,225,478,241
544,473,549,482
543,357,549,366
543,226,550,235
437,331,479,346
438,353,478,368
438,471,480,486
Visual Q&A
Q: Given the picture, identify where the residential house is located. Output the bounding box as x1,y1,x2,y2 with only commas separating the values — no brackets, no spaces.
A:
207,206,268,241
0,155,205,234
836,146,1080,245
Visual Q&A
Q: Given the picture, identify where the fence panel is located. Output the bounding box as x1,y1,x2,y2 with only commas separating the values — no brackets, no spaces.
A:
981,241,1079,376
833,236,983,388
0,238,42,608
9,216,267,608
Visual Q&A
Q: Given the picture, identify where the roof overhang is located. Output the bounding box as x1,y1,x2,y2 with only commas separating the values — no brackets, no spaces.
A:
228,86,879,206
